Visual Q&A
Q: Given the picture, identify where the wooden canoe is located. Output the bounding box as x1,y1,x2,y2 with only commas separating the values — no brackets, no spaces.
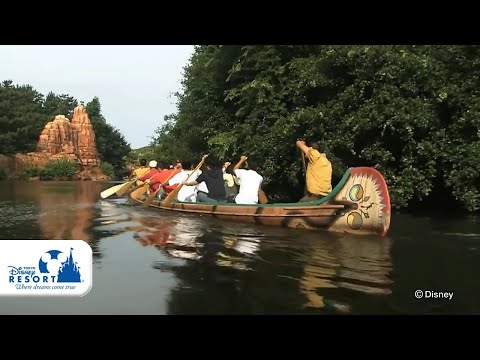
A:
129,167,391,237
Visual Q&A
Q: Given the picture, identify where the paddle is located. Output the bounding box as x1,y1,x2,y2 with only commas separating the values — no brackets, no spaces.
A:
127,172,161,199
100,180,134,199
258,189,268,204
116,167,152,197
142,169,181,207
130,183,150,200
301,150,307,195
122,181,147,197
114,178,137,197
161,155,208,207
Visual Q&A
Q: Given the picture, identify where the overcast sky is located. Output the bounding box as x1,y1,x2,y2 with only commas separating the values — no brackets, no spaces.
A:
0,45,195,149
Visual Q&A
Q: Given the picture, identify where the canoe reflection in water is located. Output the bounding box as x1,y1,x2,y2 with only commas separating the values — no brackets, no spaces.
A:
135,216,261,269
296,234,393,313
132,214,393,314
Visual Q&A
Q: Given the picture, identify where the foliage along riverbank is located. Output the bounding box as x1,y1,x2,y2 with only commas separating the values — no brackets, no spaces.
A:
149,45,480,213
0,157,114,181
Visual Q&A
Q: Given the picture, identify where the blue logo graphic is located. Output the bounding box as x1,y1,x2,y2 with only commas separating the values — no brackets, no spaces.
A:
38,248,81,283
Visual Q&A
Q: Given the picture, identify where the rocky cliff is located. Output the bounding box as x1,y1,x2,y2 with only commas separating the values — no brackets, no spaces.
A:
0,104,108,180
70,105,99,166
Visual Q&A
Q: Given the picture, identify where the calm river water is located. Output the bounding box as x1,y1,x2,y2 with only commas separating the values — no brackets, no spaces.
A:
0,180,479,315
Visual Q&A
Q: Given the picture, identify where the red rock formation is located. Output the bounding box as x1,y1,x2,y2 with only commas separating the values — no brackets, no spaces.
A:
70,105,99,167
0,104,108,180
37,115,76,155
37,105,99,167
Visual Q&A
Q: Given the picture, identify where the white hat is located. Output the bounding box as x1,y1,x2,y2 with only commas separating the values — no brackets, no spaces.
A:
148,160,157,168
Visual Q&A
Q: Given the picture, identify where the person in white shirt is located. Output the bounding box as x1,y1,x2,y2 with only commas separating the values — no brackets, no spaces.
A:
168,160,199,202
233,155,263,204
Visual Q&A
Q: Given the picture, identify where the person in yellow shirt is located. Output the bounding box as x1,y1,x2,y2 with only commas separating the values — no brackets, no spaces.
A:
295,140,332,202
129,159,150,185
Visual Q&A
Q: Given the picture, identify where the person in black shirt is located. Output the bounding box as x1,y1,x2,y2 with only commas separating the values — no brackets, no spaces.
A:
183,157,227,203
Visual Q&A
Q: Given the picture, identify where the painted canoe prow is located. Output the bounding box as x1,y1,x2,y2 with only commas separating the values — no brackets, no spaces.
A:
129,167,391,237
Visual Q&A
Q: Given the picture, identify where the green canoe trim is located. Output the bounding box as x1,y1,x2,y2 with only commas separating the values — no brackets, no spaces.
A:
174,167,353,208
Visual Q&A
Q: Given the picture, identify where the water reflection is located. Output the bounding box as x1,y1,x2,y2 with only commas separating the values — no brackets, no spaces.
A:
3,181,480,314
33,182,97,241
296,234,393,313
130,211,393,314
9,181,394,314
135,216,262,270
1,181,104,259
94,199,140,236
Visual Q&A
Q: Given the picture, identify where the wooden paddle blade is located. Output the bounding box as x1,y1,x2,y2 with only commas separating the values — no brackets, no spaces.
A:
116,179,137,196
100,183,126,199
258,189,268,204
161,186,181,207
143,188,161,207
122,181,146,196
130,183,150,201
144,169,181,207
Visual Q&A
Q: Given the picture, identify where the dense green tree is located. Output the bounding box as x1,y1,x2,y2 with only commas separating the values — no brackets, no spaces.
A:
86,97,131,172
151,45,480,212
0,82,46,154
43,92,77,120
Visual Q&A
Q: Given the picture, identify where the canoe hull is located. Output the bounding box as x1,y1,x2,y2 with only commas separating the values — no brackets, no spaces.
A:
130,167,391,237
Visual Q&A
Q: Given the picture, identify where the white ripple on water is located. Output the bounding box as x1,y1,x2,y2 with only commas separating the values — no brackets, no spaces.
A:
91,200,146,236
442,232,480,238
94,213,131,224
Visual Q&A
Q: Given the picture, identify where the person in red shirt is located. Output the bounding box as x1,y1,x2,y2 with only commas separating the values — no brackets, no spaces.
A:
147,160,181,198
138,160,162,193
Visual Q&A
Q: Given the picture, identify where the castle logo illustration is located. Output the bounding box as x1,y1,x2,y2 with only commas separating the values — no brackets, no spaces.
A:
38,248,82,283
